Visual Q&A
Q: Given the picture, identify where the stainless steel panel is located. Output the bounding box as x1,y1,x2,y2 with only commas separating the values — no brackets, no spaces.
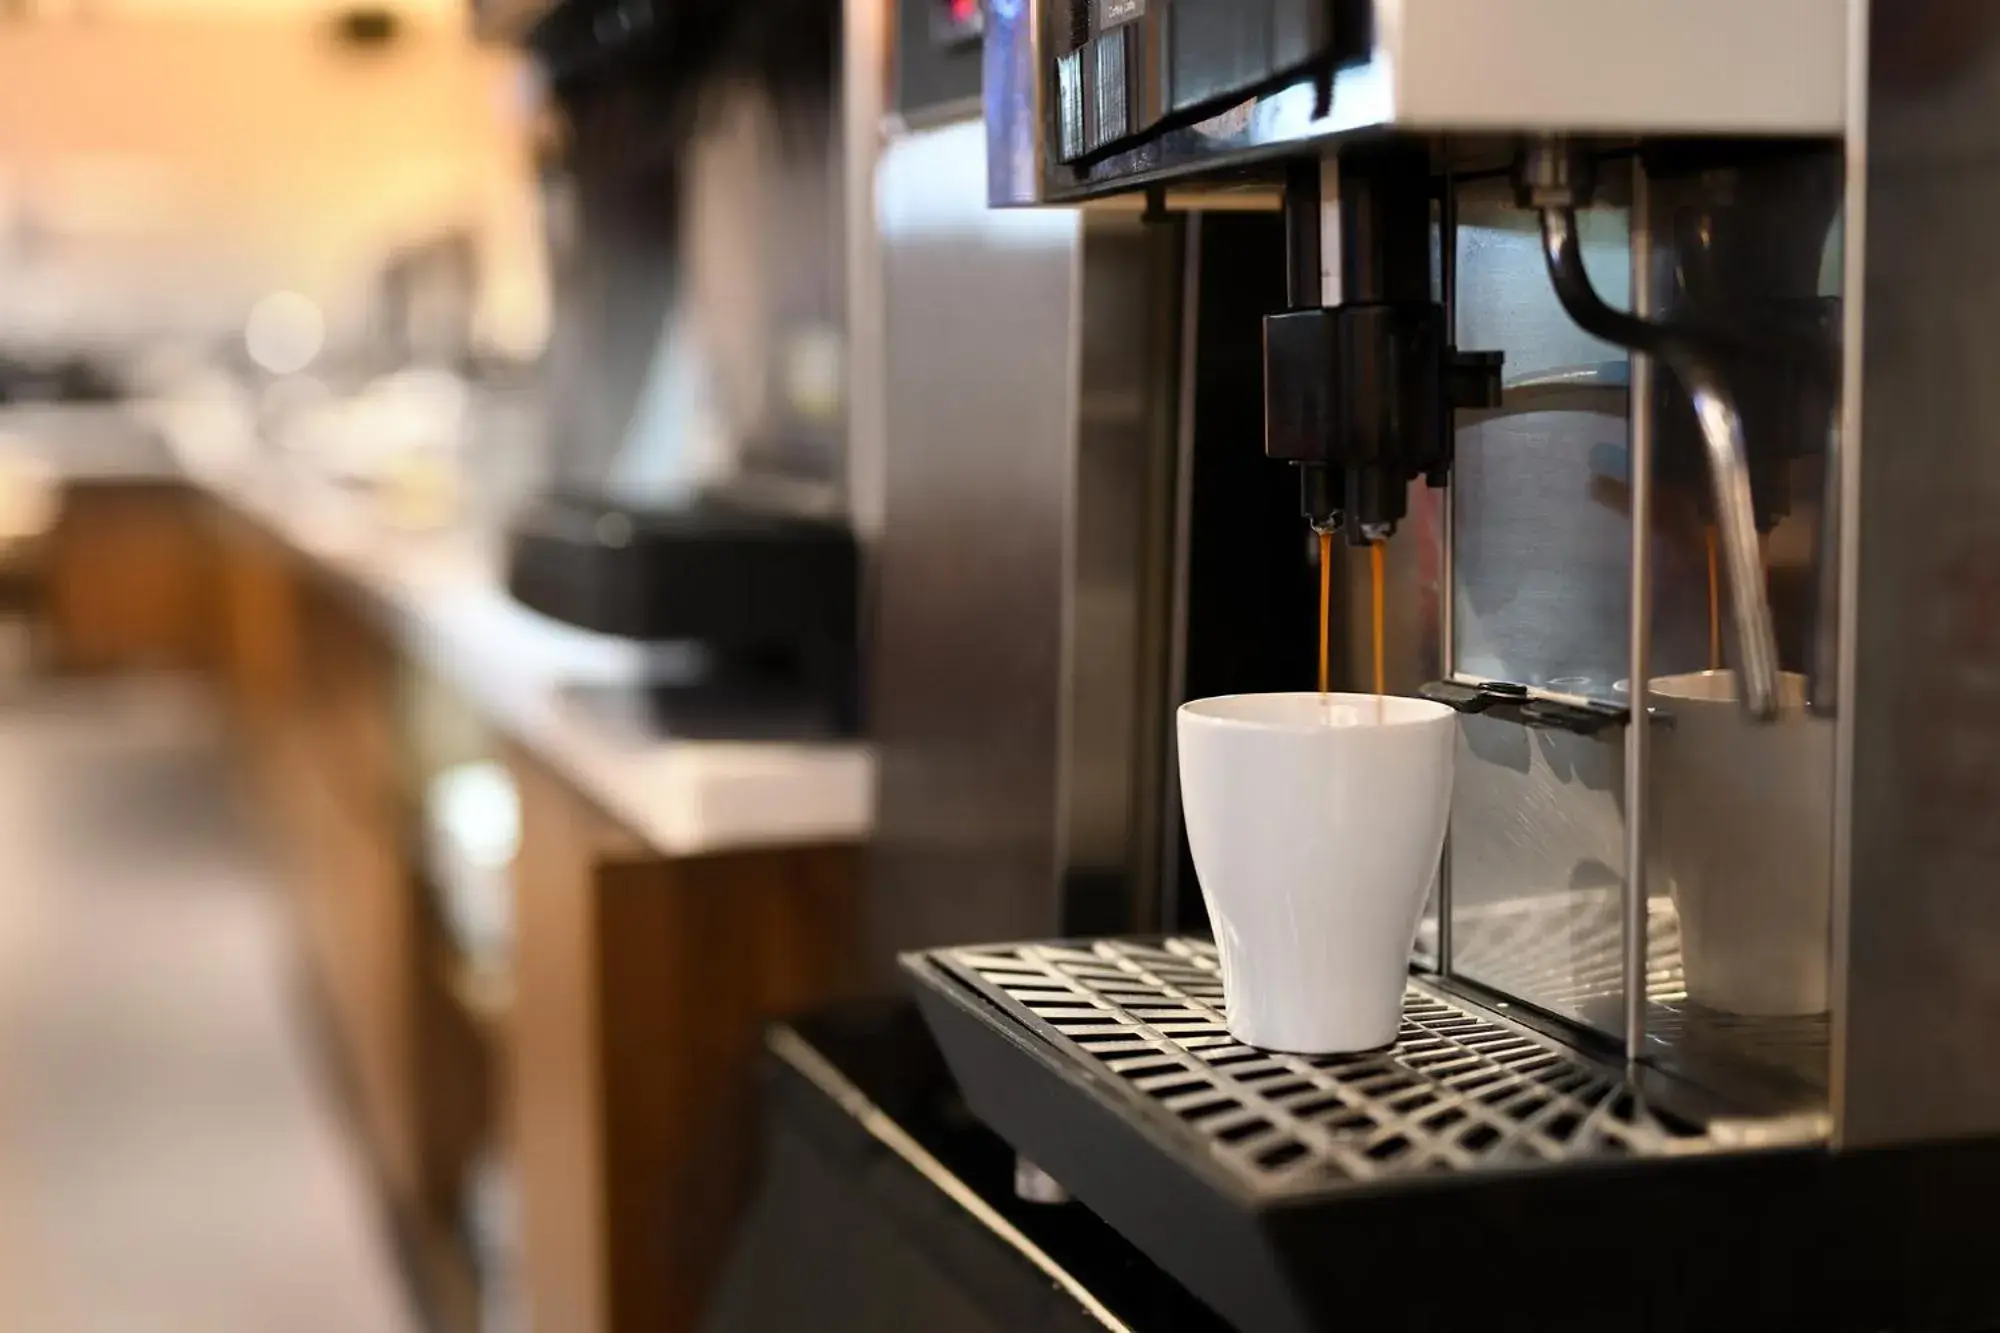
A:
1635,155,1841,1104
1332,485,1444,699
1835,0,2000,1147
865,117,1182,971
1451,717,1630,1029
1445,162,1840,1096
1444,184,1640,1027
1623,164,1657,1061
983,0,1393,208
1450,189,1636,698
984,0,1845,207
1062,218,1186,927
845,0,893,540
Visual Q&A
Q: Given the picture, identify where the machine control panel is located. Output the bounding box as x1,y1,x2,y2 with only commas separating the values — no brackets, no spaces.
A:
1053,0,1369,164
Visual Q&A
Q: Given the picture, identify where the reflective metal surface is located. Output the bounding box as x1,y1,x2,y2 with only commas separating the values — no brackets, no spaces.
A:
1503,360,1630,415
1811,413,1845,715
1631,150,1842,1103
843,0,892,539
970,0,1872,1148
1062,212,1185,929
1012,1159,1073,1206
1449,187,1637,699
1443,163,1839,1091
1440,890,1830,1107
929,938,1820,1186
865,117,1183,972
1539,204,1781,719
867,118,1080,965
1624,168,1657,1062
1835,0,2000,1147
1444,185,1638,1034
1672,356,1780,715
1448,716,1630,1025
884,0,2000,1209
984,0,1847,207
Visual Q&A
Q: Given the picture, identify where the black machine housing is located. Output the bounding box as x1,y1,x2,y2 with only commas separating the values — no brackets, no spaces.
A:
1051,0,1372,165
1263,145,1502,540
509,494,860,739
504,0,859,740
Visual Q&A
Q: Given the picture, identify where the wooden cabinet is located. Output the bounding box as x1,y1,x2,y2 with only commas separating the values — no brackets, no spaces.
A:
211,505,301,742
508,747,862,1333
202,494,867,1333
208,507,428,1209
49,482,212,673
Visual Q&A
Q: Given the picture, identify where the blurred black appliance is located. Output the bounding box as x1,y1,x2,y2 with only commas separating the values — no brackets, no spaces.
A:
0,353,125,405
502,0,857,739
510,495,858,737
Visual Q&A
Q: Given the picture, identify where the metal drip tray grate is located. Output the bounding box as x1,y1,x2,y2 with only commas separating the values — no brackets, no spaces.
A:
933,937,1732,1195
905,939,1956,1333
1448,891,1831,1092
936,928,1736,1184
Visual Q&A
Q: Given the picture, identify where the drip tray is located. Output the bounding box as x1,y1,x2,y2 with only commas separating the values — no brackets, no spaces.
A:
905,938,1841,1333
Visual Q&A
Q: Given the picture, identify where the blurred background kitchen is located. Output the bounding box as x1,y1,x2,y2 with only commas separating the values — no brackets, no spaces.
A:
0,0,874,1330
16,1,1992,1331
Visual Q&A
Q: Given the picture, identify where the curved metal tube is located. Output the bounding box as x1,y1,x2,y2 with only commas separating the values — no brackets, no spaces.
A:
1539,208,1783,721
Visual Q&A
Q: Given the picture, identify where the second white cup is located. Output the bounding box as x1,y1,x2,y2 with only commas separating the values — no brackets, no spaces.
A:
1177,693,1456,1054
1649,671,1833,1016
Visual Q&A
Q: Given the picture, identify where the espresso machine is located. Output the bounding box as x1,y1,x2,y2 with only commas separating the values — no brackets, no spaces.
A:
879,3,2000,1328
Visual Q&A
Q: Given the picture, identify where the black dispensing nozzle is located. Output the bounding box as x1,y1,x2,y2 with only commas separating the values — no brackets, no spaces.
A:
1264,146,1501,545
1299,463,1340,533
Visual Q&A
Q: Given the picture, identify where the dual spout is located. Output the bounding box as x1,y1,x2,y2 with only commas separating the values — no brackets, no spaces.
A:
1265,137,1835,722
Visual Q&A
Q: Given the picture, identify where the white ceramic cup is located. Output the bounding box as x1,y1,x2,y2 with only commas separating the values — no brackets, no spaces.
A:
1177,693,1457,1054
1648,671,1833,1017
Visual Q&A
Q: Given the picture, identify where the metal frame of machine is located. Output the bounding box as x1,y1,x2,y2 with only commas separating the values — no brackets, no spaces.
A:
958,0,1928,1140
883,0,2000,1326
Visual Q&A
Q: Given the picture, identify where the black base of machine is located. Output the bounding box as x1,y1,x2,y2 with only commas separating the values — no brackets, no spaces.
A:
703,1001,1231,1333
906,938,2000,1333
557,647,858,743
509,494,861,740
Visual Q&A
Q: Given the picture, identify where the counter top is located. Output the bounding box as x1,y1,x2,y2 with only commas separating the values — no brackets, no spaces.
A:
9,407,874,857
198,461,876,858
0,404,181,483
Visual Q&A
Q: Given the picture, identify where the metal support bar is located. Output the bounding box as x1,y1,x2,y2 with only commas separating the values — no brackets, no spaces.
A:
1624,162,1656,1066
1282,161,1316,307
1319,151,1344,306
1436,165,1457,979
1810,411,1844,716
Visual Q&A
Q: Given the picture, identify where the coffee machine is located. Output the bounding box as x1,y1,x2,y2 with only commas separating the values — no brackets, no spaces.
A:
505,0,863,739
887,3,2000,1328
